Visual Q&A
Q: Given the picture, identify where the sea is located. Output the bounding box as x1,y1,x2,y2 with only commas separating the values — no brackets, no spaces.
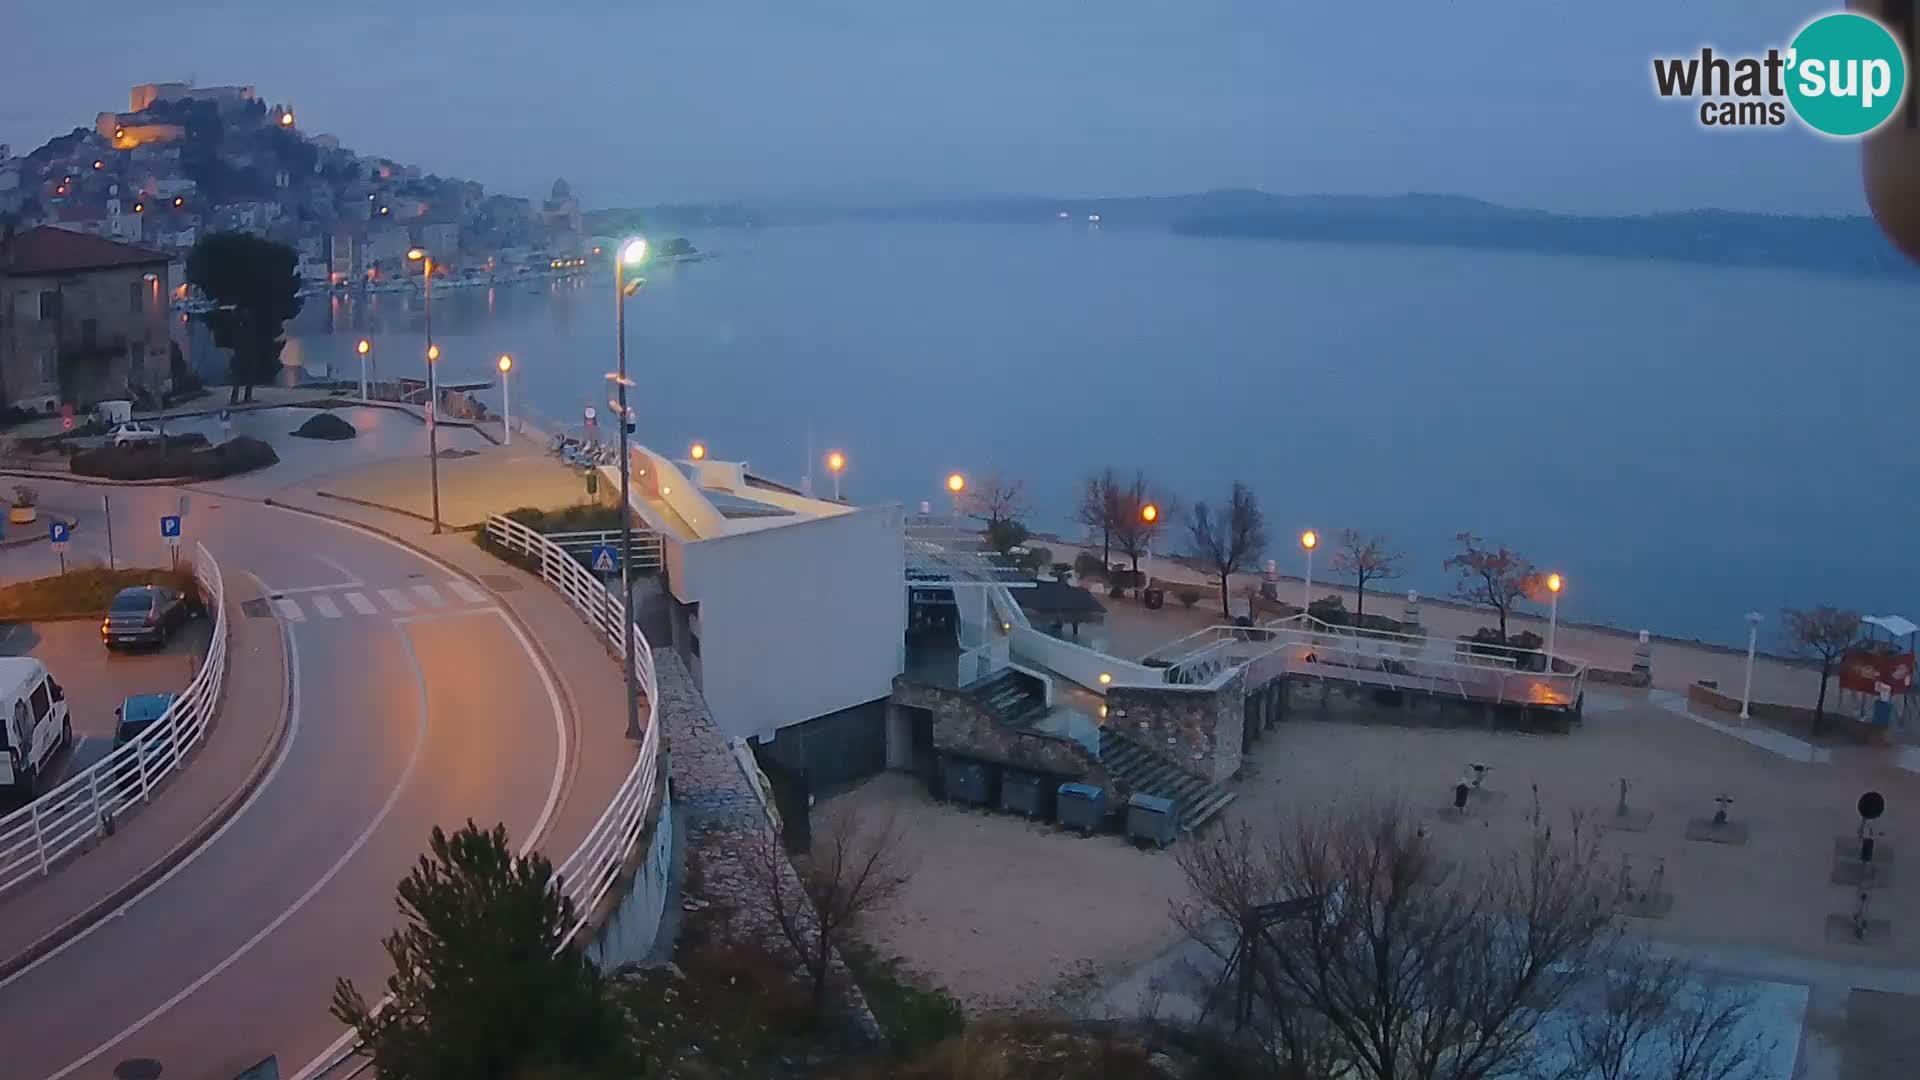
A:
185,222,1920,649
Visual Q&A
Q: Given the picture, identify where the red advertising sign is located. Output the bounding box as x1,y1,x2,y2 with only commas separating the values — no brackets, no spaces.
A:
1840,649,1916,695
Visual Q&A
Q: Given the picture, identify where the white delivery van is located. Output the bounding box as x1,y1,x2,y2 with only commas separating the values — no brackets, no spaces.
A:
0,657,71,800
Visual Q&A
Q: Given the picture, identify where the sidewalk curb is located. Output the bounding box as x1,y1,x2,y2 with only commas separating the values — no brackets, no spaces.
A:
0,586,292,984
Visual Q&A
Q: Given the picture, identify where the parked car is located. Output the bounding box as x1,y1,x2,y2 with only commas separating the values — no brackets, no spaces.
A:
0,657,71,802
110,421,164,447
112,692,178,750
102,585,193,650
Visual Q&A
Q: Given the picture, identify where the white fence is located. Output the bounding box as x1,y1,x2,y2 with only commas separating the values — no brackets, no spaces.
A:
0,542,228,898
482,513,663,945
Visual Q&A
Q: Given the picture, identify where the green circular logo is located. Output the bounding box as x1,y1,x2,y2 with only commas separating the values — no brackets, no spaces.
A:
1786,13,1908,137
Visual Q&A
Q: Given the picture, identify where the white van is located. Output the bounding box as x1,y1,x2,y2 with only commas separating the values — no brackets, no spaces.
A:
0,658,71,800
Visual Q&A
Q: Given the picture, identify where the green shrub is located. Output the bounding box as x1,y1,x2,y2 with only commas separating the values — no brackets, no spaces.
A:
1021,545,1052,575
1307,594,1349,625
0,566,197,619
72,435,277,481
1073,552,1105,581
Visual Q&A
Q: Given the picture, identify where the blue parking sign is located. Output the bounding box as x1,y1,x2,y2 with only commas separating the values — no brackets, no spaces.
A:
160,515,182,539
48,521,69,545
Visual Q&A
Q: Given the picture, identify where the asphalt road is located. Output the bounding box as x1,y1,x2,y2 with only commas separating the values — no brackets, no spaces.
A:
0,478,567,1080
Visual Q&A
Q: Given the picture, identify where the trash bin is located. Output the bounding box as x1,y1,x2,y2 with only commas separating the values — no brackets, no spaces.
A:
1000,770,1048,818
1057,782,1106,834
1144,588,1165,610
1127,793,1179,848
941,756,990,806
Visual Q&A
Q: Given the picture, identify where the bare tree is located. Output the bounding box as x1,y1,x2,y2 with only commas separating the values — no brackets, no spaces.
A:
1328,529,1402,627
1443,532,1537,641
1112,470,1175,587
963,472,1027,530
738,805,915,1010
1076,467,1121,569
1556,945,1769,1080
1188,482,1267,621
1782,605,1863,733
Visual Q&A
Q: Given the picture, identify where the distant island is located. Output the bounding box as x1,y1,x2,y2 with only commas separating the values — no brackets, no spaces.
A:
631,190,1918,280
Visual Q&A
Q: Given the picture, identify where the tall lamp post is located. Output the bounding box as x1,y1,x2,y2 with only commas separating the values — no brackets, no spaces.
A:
1141,502,1160,596
355,338,371,401
946,472,966,519
615,236,648,741
1740,611,1763,720
1300,530,1318,615
1545,573,1563,669
827,451,846,502
406,248,442,534
497,354,513,446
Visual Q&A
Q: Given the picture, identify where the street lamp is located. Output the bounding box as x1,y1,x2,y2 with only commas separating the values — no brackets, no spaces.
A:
826,451,846,501
1141,502,1159,596
407,247,442,533
689,441,706,461
1300,530,1318,615
946,472,966,518
614,235,648,741
1740,612,1763,720
497,354,513,446
1545,573,1563,668
356,338,371,400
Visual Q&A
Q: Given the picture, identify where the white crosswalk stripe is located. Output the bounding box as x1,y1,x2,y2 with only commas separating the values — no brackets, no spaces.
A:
447,579,487,605
272,598,305,622
411,584,447,608
378,588,414,613
311,595,341,619
344,592,377,615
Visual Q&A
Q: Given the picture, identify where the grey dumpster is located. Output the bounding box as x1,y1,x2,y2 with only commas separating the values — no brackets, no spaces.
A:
942,756,990,806
1057,782,1106,834
1000,770,1048,818
1127,793,1179,848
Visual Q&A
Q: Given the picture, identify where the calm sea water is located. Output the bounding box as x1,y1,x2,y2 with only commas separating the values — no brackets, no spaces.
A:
203,223,1919,647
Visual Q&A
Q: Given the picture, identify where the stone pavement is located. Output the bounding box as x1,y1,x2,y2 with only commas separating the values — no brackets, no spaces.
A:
257,481,640,878
0,570,289,979
311,443,594,531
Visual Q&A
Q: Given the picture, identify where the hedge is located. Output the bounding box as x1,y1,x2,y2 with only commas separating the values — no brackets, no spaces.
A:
72,436,279,481
0,566,198,620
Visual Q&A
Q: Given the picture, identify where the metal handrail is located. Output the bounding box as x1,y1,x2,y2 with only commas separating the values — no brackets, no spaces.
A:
482,514,662,945
0,542,228,898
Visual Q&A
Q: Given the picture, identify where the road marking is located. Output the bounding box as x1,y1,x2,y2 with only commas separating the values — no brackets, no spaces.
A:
378,588,413,612
393,606,502,626
310,595,341,619
272,598,304,622
47,606,434,1080
314,554,363,588
411,583,447,608
446,579,487,605
343,592,377,616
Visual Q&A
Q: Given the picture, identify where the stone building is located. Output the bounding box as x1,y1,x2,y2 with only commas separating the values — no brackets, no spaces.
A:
0,227,173,412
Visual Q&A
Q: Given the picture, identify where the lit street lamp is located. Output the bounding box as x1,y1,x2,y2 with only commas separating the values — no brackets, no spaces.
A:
1740,612,1763,720
497,354,513,446
946,472,966,518
689,441,706,461
1300,530,1318,615
614,236,648,741
1141,502,1159,597
407,247,442,533
356,338,371,400
1545,573,1563,667
827,451,846,501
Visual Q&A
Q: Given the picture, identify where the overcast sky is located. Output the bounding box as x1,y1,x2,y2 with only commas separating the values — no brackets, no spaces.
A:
0,1,1870,214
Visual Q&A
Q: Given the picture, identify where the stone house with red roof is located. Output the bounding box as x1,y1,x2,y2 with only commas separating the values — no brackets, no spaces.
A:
0,226,173,412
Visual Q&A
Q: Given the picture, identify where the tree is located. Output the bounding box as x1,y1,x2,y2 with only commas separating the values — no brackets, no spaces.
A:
985,517,1030,557
1443,532,1536,641
1328,529,1402,627
963,472,1027,531
740,805,915,1010
1173,804,1765,1080
1188,482,1267,621
1112,470,1175,587
1782,605,1863,733
329,821,638,1080
1076,468,1121,569
187,231,303,404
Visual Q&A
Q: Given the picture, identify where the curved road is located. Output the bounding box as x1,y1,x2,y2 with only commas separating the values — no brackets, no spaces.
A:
0,478,570,1080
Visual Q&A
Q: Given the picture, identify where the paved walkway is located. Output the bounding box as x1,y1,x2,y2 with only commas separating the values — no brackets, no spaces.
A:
0,570,288,978
258,480,640,875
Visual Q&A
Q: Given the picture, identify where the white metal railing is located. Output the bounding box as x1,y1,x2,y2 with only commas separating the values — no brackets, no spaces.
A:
0,542,228,898
540,529,665,572
1010,625,1160,694
482,513,662,945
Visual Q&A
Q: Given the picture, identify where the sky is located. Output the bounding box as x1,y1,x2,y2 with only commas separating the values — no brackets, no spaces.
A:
0,0,1874,215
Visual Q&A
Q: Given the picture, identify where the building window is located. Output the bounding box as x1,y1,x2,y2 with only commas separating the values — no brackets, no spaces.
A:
35,351,53,385
130,281,144,314
130,342,146,376
37,290,59,321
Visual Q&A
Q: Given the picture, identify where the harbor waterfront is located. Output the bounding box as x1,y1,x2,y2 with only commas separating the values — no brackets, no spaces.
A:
214,222,1918,650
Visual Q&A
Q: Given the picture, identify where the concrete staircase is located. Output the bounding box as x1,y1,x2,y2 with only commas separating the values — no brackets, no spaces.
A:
972,669,1052,729
1097,728,1237,832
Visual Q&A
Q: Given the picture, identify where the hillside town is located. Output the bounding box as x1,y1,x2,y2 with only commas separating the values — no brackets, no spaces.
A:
0,81,593,298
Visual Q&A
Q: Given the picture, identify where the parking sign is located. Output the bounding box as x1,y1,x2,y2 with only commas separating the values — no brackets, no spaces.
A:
48,521,69,547
159,515,182,539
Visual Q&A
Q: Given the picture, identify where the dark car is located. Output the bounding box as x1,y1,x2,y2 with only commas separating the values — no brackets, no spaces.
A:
112,692,178,749
102,585,192,650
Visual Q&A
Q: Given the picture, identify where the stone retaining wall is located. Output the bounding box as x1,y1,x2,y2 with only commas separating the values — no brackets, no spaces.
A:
1106,668,1246,784
1686,681,1884,745
891,678,1116,803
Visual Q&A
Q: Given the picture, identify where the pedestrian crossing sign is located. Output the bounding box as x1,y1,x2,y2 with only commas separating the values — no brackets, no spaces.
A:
590,544,619,575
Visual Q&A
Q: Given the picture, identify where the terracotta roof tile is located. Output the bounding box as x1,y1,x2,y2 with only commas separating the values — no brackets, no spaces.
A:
0,225,170,275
